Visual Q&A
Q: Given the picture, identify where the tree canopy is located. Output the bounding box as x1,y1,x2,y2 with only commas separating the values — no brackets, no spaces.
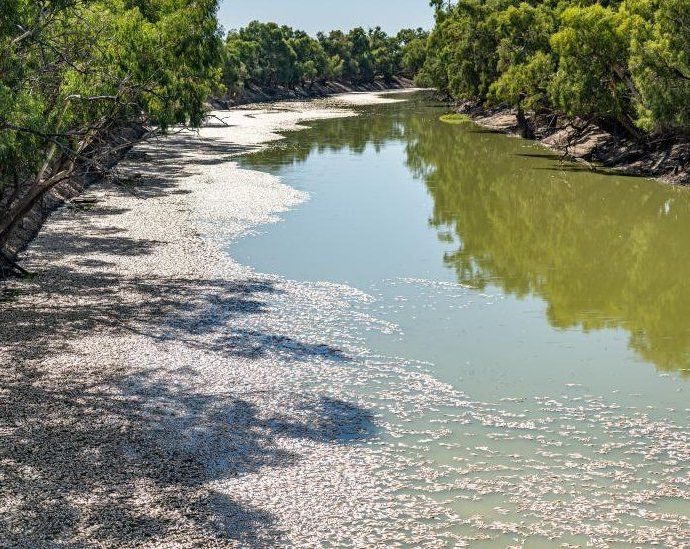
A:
419,0,690,137
0,0,223,256
223,22,428,94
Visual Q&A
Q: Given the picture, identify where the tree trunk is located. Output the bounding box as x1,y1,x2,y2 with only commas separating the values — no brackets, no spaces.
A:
0,164,73,247
516,99,535,140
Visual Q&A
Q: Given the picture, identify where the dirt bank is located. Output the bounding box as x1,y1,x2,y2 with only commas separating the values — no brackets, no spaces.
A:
463,106,690,184
213,76,415,108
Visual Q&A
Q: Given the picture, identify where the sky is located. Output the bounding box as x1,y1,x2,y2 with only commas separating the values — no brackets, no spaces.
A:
218,0,435,36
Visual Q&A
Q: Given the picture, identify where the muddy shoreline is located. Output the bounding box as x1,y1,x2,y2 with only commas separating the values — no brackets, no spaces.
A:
458,105,690,184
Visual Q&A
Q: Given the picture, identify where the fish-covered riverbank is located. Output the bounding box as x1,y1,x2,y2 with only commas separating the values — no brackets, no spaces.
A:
2,91,690,547
0,91,460,547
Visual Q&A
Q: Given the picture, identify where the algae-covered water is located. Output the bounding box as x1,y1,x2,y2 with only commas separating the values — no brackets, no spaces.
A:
230,93,690,545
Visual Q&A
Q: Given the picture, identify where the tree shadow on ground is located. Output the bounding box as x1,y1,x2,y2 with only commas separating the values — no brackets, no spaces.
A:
1,257,369,545
0,127,372,545
0,359,374,546
111,132,257,199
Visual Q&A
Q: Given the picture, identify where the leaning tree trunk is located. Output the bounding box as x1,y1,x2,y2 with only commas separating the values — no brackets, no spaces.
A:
0,160,74,249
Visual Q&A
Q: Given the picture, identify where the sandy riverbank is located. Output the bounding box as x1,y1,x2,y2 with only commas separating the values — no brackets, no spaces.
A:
0,90,460,547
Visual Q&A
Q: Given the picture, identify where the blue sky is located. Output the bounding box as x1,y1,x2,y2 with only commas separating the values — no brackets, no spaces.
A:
218,0,435,35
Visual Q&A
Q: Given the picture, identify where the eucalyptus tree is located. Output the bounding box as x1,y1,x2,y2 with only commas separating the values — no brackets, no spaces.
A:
626,0,690,133
548,3,639,136
397,28,429,78
0,0,223,267
224,23,424,92
420,0,690,139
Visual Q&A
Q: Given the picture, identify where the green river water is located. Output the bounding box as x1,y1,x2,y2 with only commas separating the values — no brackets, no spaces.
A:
231,93,690,546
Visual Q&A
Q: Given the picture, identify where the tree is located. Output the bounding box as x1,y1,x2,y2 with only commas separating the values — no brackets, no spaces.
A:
487,2,557,135
289,31,329,87
548,4,638,136
397,28,429,79
0,0,223,255
419,0,504,101
225,23,418,92
627,0,690,133
420,0,690,138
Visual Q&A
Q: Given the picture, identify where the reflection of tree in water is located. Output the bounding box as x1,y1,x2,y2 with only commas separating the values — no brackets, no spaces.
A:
240,97,440,170
406,117,690,373
243,94,690,373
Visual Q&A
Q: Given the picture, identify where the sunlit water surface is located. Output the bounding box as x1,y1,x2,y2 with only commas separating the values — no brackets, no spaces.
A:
229,93,690,545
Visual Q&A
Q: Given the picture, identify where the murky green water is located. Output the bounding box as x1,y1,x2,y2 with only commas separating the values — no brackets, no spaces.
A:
231,93,690,545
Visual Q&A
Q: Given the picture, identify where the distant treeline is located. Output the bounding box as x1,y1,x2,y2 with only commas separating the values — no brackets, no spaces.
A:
222,22,428,93
418,0,690,138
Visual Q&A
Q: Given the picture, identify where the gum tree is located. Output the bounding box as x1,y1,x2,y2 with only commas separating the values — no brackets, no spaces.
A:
0,0,223,267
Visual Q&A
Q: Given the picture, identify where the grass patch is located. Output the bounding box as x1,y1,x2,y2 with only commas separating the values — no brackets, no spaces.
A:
440,113,472,125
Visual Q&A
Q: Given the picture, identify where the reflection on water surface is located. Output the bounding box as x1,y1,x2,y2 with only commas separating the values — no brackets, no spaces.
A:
231,93,690,545
239,94,690,374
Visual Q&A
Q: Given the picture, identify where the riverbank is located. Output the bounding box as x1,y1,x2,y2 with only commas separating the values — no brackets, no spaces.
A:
0,125,148,277
459,106,690,184
213,77,415,108
0,90,463,546
0,83,414,275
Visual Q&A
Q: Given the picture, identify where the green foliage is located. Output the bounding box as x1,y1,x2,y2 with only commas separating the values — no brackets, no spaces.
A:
439,113,472,124
490,52,555,111
222,22,428,93
627,0,690,131
488,3,557,111
419,0,504,100
397,28,430,78
549,5,632,126
422,0,690,136
0,0,222,241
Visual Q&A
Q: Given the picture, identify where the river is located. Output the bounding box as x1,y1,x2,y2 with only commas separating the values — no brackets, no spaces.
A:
229,92,690,545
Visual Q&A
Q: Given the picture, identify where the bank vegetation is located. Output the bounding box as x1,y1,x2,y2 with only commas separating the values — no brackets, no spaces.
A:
0,0,223,274
0,2,424,276
222,22,428,101
418,0,690,179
